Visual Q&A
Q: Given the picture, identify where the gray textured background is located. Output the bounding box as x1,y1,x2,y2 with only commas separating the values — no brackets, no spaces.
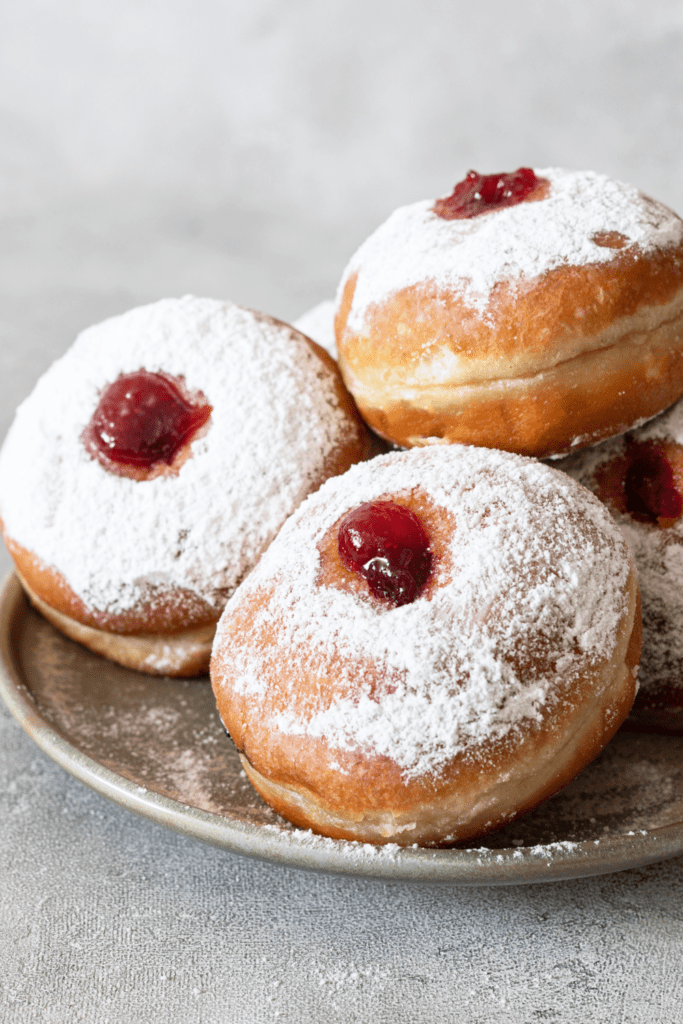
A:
2,2,683,1021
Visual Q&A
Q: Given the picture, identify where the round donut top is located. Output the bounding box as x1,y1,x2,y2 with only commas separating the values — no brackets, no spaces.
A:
213,446,633,779
0,296,361,617
339,168,683,331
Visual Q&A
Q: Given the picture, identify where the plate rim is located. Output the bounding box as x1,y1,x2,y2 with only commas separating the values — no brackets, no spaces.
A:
1,571,683,885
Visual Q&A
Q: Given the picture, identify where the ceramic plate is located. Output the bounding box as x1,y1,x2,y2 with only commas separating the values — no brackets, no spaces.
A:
2,573,683,884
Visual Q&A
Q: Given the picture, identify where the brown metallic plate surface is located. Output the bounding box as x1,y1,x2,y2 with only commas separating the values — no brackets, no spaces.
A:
1,572,683,884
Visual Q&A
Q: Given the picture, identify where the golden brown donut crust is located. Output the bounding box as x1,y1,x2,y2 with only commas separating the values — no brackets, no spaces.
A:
336,242,683,458
216,569,640,846
211,448,642,845
19,571,214,676
3,530,220,635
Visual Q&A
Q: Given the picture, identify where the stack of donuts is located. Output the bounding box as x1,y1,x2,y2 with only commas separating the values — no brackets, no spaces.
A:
3,165,683,846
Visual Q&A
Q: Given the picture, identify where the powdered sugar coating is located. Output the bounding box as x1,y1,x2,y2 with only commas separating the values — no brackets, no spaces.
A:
213,446,632,778
339,168,683,330
0,296,358,616
559,399,683,697
293,300,337,360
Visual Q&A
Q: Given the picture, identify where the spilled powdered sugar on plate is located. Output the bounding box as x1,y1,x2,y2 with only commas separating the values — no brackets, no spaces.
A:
15,593,683,868
339,167,683,331
0,296,356,616
214,446,632,778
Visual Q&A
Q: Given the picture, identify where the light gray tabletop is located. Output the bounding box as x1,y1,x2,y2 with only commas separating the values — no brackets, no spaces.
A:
2,3,683,1021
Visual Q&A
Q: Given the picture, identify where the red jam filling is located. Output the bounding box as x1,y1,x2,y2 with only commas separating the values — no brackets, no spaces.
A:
624,450,683,522
433,167,543,220
83,370,211,469
337,500,432,607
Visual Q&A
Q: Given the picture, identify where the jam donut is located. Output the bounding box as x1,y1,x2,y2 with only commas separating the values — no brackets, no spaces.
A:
335,167,683,458
211,446,641,846
0,296,369,676
558,400,683,732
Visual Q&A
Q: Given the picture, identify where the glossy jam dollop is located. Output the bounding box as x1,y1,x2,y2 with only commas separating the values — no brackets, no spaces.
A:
337,500,432,606
433,167,542,220
624,449,683,522
83,370,212,469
